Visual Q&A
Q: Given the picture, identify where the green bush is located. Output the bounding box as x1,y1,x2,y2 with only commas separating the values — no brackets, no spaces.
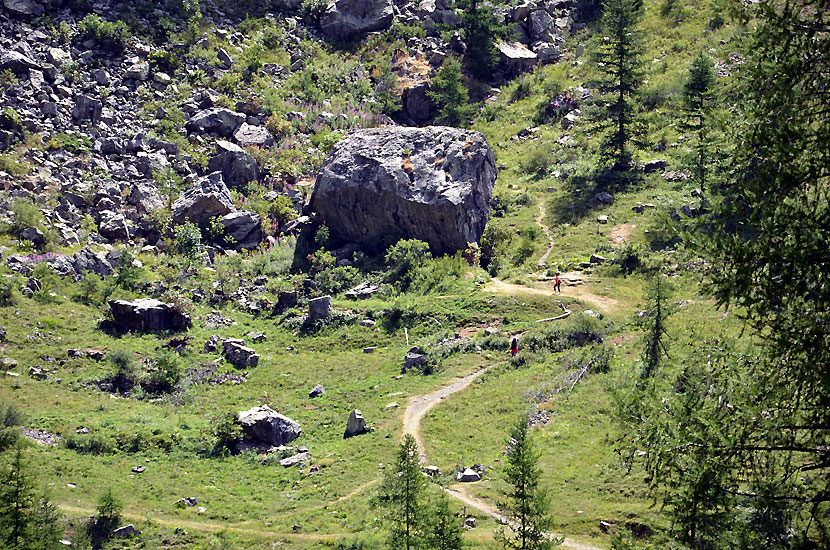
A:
77,14,131,52
0,276,16,306
315,265,361,295
480,219,513,274
46,132,92,154
63,432,116,455
0,402,23,451
1,198,43,239
144,350,182,394
173,222,204,270
108,350,137,385
148,50,180,73
385,239,431,291
211,412,242,455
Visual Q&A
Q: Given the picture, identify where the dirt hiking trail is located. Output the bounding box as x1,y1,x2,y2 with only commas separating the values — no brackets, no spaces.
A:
402,368,606,550
403,367,491,462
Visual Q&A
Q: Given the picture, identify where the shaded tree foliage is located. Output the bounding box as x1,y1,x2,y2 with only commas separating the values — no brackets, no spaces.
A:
618,1,830,547
497,415,561,550
591,0,645,169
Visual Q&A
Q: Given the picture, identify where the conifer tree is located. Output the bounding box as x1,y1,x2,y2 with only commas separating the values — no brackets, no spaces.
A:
0,445,34,548
591,0,645,170
381,434,426,550
427,57,475,128
497,416,561,550
682,53,715,189
637,274,672,379
619,1,830,546
423,492,464,550
456,0,505,80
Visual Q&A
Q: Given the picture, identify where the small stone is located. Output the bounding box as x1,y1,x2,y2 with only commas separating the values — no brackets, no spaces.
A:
457,468,481,482
308,384,325,398
131,466,146,473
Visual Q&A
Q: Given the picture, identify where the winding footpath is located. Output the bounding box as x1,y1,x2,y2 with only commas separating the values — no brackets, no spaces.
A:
402,369,606,550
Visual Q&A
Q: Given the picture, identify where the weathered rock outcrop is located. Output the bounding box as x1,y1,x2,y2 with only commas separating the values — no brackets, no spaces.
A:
207,140,261,188
237,405,301,447
309,126,496,255
185,108,245,137
320,0,394,41
172,172,235,226
108,298,192,332
219,211,263,250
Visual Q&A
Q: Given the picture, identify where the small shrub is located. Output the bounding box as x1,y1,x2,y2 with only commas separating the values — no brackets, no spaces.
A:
173,222,204,270
46,132,92,154
315,265,361,295
211,411,242,455
77,14,131,52
148,50,180,73
0,276,16,306
108,350,137,386
64,432,116,455
144,350,182,394
385,239,431,291
0,402,23,451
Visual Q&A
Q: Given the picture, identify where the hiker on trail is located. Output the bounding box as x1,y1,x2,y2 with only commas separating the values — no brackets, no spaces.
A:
554,272,562,294
510,337,519,357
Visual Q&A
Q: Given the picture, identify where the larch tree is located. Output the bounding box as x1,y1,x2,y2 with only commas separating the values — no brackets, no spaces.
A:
381,434,427,550
591,0,645,170
497,415,561,550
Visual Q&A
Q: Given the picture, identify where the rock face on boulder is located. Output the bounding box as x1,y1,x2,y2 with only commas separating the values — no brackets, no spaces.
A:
185,108,245,137
4,0,45,16
457,468,481,482
108,299,192,332
344,409,368,438
219,211,263,250
237,405,301,446
310,126,496,255
308,295,332,320
207,140,261,188
223,339,260,367
402,82,435,125
320,0,394,41
172,172,235,226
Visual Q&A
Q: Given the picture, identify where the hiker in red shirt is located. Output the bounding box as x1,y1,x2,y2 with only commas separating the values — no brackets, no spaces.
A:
510,337,519,357
554,272,562,294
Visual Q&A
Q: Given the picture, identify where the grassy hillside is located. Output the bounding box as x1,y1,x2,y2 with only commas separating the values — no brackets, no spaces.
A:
0,0,758,548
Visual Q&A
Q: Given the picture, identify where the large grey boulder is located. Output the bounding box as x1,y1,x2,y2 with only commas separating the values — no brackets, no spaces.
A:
237,405,301,446
207,140,261,188
71,247,113,277
310,126,496,255
108,298,192,332
344,409,368,438
402,82,435,125
172,172,235,226
71,95,103,123
496,41,537,77
98,211,131,241
0,50,39,73
223,339,260,367
219,211,263,250
233,123,274,147
185,108,246,138
320,0,394,41
3,0,43,16
308,295,331,320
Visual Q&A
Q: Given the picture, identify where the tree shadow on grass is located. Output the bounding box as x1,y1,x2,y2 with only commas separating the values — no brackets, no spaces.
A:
547,167,643,226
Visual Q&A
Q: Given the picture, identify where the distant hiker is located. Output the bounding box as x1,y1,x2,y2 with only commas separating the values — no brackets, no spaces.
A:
554,273,562,294
510,337,518,357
